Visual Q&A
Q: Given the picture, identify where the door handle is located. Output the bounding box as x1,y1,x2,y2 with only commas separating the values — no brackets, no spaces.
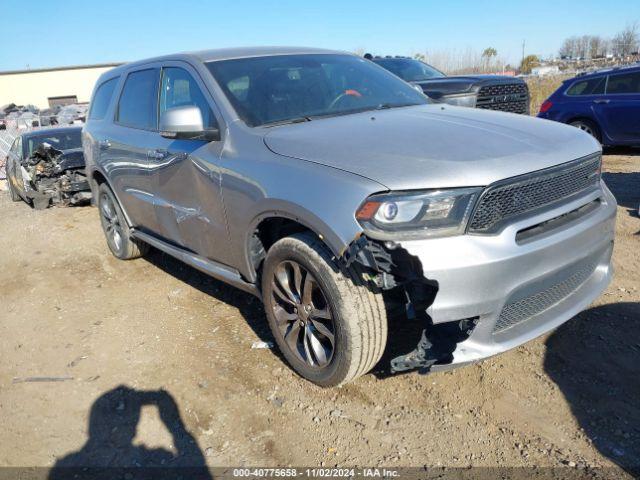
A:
98,139,111,149
147,149,169,160
593,99,610,104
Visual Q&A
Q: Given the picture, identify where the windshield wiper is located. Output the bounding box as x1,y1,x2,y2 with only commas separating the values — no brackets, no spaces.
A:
262,116,312,127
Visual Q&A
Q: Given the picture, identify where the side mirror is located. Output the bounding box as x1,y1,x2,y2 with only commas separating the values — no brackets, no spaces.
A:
159,105,220,141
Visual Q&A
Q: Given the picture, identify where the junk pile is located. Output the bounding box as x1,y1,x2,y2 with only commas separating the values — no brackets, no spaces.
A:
20,143,91,209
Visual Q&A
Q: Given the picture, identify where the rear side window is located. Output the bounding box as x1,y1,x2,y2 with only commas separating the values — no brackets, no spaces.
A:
159,67,217,128
116,69,159,130
606,72,640,94
566,77,605,96
88,77,118,120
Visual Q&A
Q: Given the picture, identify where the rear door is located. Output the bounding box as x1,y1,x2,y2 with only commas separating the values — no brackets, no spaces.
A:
562,75,606,122
103,66,163,234
595,70,640,144
147,62,230,262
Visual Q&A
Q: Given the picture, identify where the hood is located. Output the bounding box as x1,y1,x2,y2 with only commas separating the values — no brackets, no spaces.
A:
263,105,600,191
57,148,85,171
415,75,525,98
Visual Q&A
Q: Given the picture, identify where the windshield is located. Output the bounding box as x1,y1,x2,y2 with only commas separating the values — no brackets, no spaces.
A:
206,54,428,127
373,58,445,82
26,130,82,156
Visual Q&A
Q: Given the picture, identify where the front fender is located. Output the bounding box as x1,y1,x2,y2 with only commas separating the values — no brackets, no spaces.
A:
219,151,387,281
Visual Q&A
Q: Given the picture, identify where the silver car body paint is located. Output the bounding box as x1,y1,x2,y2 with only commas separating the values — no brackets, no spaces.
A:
83,47,616,371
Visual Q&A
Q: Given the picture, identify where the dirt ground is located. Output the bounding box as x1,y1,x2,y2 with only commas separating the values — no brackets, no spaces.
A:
0,152,638,478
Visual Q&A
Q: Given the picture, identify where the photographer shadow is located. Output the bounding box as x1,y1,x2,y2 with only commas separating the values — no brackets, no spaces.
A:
49,385,212,480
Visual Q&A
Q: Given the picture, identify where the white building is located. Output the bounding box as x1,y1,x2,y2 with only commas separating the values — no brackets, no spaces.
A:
0,63,121,109
531,65,561,77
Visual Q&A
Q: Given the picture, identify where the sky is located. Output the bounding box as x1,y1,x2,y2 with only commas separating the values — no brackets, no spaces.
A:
1,0,639,71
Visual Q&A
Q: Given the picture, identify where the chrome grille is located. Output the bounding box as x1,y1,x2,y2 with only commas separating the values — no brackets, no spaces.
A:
476,83,529,114
494,259,598,333
468,154,601,233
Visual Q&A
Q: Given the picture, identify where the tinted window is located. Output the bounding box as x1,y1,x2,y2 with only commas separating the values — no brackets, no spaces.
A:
88,77,118,120
206,54,428,127
606,72,640,94
159,67,217,128
566,77,606,96
373,58,445,82
117,69,159,130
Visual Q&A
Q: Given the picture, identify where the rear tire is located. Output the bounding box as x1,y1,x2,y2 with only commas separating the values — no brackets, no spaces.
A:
261,233,387,387
97,183,148,260
570,119,601,143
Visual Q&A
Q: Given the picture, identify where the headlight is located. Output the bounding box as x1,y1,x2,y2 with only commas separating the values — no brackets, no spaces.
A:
356,188,481,240
443,94,477,108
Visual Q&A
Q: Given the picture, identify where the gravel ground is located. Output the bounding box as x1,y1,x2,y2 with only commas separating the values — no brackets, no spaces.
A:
0,151,638,478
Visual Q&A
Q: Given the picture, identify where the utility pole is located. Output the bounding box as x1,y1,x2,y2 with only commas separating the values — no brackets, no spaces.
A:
521,40,526,66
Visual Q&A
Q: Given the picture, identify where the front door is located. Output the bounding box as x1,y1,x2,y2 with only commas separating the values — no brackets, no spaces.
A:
147,62,231,263
595,70,640,144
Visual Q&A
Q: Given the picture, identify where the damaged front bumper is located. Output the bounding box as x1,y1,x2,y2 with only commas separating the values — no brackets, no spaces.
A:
385,182,617,373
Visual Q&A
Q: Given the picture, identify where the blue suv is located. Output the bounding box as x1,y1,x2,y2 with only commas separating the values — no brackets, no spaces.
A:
538,64,640,146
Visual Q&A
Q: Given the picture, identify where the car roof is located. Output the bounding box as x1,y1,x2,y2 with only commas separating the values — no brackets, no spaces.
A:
105,46,349,78
20,126,82,139
576,62,640,79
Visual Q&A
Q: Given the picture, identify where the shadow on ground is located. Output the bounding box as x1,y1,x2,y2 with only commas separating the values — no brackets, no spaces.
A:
544,302,640,476
49,386,212,479
143,248,273,344
603,171,640,212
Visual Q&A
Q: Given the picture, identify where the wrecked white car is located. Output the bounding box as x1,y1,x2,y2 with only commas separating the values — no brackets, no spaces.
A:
6,127,91,209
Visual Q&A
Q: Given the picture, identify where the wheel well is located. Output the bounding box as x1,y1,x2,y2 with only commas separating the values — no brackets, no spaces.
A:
567,116,599,130
250,217,314,273
89,170,108,205
93,170,107,185
567,116,602,141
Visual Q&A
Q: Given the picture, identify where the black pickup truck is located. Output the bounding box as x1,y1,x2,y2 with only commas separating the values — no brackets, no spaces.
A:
369,56,530,114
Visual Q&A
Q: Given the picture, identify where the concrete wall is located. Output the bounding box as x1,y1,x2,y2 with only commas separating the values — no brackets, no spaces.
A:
0,65,119,109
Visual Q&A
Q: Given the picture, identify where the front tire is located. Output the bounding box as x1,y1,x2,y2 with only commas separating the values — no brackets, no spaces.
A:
261,233,387,387
97,183,148,260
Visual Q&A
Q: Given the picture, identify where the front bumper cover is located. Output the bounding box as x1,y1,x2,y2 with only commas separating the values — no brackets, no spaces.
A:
389,181,616,373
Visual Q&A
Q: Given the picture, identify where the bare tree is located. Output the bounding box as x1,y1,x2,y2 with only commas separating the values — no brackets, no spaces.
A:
589,36,604,58
612,22,639,57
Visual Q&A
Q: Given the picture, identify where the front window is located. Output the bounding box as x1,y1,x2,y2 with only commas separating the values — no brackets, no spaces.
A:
373,58,446,82
159,67,217,128
606,71,640,94
26,130,82,156
206,54,428,127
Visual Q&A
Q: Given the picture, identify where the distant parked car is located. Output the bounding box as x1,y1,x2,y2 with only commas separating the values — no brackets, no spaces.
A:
368,55,530,114
56,104,88,125
5,126,91,209
17,111,40,129
39,106,61,126
538,64,640,146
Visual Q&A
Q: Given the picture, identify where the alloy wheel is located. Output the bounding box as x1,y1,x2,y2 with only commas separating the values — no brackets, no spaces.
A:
573,122,594,137
270,260,336,368
100,193,123,253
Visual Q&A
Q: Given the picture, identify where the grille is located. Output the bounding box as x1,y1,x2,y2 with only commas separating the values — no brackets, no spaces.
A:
494,260,598,333
468,155,601,233
476,83,529,114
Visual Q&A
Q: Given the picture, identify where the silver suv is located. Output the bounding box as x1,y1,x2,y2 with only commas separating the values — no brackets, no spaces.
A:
83,47,616,386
